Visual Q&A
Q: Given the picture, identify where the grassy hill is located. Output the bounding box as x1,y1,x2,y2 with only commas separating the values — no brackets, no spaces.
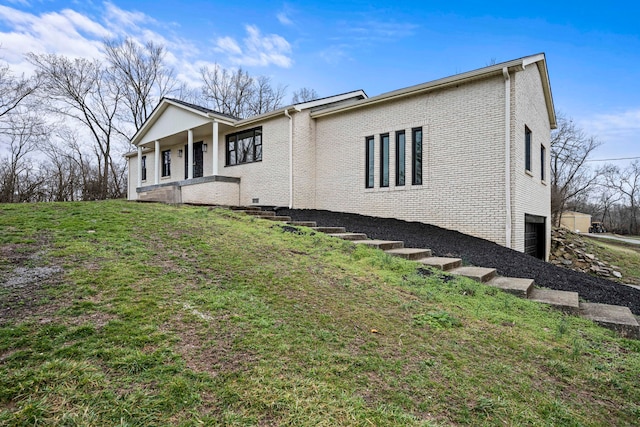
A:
0,201,639,426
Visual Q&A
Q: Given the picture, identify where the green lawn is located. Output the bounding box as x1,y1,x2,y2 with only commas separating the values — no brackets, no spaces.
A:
1,201,639,426
582,236,640,286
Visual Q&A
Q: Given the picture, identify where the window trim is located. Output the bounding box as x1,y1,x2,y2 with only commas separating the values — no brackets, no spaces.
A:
411,127,423,185
525,126,532,173
225,126,263,166
161,150,171,177
380,133,390,188
396,130,405,186
365,136,375,188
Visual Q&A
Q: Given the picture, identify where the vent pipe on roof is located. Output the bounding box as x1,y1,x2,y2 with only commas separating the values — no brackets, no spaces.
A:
503,67,512,248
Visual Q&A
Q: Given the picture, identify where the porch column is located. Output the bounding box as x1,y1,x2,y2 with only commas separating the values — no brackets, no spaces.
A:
187,129,194,180
154,140,160,184
212,120,219,176
137,146,142,188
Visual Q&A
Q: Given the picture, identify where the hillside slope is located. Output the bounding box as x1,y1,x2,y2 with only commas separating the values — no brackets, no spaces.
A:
0,201,638,426
276,208,640,314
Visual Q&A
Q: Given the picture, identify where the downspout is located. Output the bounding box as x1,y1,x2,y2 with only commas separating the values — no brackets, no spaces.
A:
503,67,512,248
284,109,293,209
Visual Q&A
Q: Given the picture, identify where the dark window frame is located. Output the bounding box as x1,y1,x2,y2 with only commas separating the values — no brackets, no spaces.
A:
141,155,147,181
365,136,375,188
380,133,390,188
412,127,423,185
225,126,263,166
161,150,171,177
396,130,406,186
525,126,532,172
541,144,546,181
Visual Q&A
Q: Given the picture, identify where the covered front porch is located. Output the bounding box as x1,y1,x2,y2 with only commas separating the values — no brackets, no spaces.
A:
130,98,241,204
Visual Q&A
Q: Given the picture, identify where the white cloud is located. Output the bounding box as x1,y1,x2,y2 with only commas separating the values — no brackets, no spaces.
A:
580,109,640,161
277,12,293,26
215,25,293,68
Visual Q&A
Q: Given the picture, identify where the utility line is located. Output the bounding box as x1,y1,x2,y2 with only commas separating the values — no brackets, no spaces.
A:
585,156,640,162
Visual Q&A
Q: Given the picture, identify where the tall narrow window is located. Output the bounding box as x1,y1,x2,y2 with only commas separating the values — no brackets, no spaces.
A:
365,136,374,188
396,131,405,186
541,145,546,181
141,155,147,181
380,133,389,187
525,126,532,172
162,150,171,177
412,127,423,185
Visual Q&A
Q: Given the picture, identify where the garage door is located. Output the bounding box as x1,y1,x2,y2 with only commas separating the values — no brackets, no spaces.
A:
525,214,546,259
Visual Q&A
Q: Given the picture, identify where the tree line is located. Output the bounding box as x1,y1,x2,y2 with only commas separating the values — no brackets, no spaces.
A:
0,39,318,202
551,114,639,235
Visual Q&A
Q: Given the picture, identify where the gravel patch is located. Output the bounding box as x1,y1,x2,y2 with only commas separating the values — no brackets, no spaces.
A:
274,208,640,315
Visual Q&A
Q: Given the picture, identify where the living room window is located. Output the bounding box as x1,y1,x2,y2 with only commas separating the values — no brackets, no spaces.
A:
161,150,171,177
365,136,374,188
396,130,405,186
380,133,389,187
412,127,422,185
226,126,262,166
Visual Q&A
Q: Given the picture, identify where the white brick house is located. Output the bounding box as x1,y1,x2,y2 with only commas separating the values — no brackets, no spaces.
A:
126,53,556,259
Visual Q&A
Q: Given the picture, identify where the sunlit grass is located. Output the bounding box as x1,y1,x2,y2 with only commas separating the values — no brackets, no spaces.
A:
0,201,638,425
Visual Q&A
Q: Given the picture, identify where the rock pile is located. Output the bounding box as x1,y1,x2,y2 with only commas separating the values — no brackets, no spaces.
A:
550,228,623,279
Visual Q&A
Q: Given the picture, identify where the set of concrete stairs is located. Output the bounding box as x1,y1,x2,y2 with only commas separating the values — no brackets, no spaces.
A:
237,207,640,339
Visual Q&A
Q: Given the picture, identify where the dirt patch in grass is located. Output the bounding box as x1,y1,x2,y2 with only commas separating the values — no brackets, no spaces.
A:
0,242,66,325
276,208,640,314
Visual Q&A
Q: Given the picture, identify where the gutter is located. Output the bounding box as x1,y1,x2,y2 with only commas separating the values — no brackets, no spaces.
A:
284,109,293,209
503,67,512,248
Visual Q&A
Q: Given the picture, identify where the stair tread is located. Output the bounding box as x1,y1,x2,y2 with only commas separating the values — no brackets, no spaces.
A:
418,257,462,271
580,302,640,329
449,266,496,282
486,276,534,297
354,240,404,250
327,233,368,241
529,288,580,312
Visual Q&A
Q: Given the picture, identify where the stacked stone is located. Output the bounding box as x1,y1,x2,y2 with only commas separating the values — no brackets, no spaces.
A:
550,228,623,279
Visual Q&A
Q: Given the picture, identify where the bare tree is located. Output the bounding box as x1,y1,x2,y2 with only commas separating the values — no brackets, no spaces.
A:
200,64,287,119
291,87,319,104
0,61,38,120
603,161,640,234
247,75,286,116
0,112,47,202
550,114,601,226
27,53,123,199
104,38,178,136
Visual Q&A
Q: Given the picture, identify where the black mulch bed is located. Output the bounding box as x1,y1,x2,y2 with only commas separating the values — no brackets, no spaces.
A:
273,208,640,315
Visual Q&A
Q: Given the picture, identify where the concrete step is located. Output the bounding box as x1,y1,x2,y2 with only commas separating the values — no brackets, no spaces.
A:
288,221,317,227
327,232,368,241
261,215,292,222
354,240,404,250
486,276,534,298
312,226,347,233
529,288,580,314
418,257,462,271
449,266,497,282
243,210,270,216
580,302,640,339
231,206,261,211
385,248,432,260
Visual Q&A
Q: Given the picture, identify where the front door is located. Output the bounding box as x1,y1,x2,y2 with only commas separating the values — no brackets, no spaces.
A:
184,141,204,179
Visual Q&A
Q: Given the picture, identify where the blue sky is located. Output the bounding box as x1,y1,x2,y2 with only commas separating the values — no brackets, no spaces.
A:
1,0,638,164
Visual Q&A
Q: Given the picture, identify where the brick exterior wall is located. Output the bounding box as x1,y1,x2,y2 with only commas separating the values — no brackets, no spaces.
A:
312,75,511,246
510,64,552,257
